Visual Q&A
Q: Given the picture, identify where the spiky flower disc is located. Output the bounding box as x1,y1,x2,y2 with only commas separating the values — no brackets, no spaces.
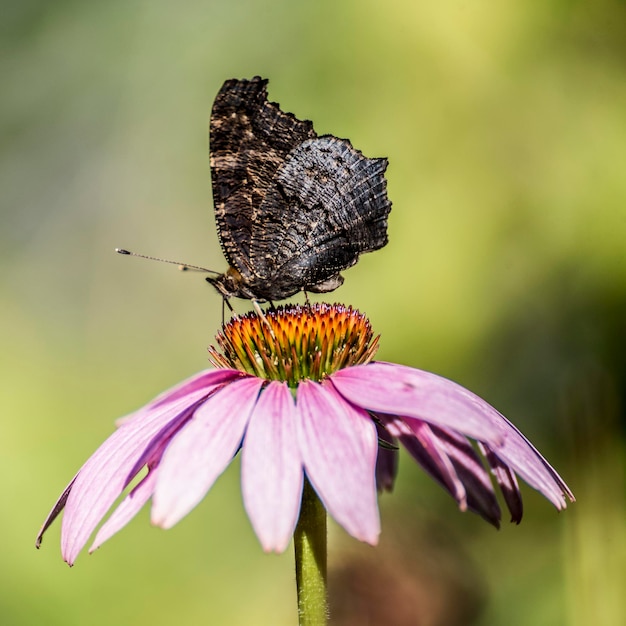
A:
208,303,379,384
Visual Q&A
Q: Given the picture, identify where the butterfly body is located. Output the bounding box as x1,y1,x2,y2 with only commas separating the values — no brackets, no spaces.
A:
208,76,391,302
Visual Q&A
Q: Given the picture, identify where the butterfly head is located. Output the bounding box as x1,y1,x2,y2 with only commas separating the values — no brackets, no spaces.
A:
206,266,253,301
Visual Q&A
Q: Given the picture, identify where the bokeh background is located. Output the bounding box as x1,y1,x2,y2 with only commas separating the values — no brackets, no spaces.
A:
2,1,625,624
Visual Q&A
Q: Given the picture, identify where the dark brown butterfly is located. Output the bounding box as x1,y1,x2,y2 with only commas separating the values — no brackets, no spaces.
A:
206,76,392,303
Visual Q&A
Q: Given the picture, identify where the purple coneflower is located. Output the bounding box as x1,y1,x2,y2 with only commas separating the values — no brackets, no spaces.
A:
37,303,573,568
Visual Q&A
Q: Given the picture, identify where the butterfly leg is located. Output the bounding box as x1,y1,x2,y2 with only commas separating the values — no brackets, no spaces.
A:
221,297,235,326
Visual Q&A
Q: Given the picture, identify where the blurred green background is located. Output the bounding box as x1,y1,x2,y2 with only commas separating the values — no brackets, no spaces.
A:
2,0,625,624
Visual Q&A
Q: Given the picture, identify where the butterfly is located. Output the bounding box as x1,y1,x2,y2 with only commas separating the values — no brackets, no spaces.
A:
206,76,392,303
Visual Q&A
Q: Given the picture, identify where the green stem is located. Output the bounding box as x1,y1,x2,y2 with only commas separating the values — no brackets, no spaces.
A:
294,478,328,626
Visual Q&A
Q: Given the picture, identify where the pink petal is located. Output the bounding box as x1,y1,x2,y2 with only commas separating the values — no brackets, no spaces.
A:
296,380,380,545
332,363,573,509
332,363,508,443
116,369,242,426
152,377,264,528
59,390,210,565
242,382,303,553
89,467,159,552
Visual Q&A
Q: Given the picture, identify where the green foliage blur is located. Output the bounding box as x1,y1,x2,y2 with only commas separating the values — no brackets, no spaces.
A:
2,1,625,624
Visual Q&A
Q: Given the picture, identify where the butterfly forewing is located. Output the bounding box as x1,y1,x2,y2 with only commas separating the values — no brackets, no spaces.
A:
209,77,316,279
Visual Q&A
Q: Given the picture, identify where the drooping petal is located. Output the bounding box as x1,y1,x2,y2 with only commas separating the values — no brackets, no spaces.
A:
478,442,523,523
385,416,502,527
478,417,573,509
374,421,398,493
296,380,380,545
36,480,76,549
242,382,303,553
152,377,264,528
331,363,573,509
389,418,468,510
89,466,159,552
59,389,210,565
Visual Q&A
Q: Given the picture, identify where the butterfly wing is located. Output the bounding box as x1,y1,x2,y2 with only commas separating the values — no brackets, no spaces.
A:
247,136,392,299
209,77,316,280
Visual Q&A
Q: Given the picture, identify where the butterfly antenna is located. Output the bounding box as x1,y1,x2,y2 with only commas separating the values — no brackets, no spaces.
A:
115,248,221,276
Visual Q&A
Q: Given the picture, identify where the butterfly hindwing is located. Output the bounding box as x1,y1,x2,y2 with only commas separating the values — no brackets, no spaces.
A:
248,137,390,298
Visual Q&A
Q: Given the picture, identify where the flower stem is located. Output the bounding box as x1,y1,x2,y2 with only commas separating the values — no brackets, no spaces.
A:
294,478,328,626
